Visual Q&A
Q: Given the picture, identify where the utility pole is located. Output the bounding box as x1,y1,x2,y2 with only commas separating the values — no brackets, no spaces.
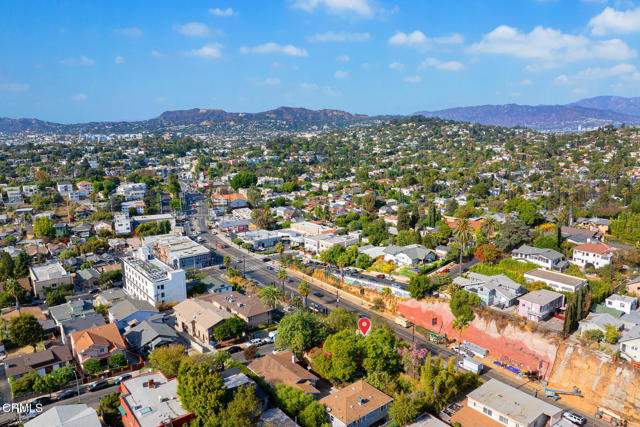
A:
243,256,246,278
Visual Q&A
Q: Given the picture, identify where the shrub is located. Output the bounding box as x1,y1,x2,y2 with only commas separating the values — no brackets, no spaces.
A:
84,359,103,375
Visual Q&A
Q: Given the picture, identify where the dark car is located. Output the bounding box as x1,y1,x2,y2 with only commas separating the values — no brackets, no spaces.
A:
218,265,226,270
226,346,243,354
113,374,132,385
313,292,323,297
89,288,100,294
262,258,270,262
32,396,52,406
89,380,109,392
376,274,386,279
56,389,77,401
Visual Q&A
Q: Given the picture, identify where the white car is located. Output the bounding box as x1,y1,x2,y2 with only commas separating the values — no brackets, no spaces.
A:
562,412,587,426
249,338,263,346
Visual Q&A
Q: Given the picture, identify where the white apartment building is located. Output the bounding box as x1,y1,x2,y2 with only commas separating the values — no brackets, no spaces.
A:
121,247,186,306
605,294,638,315
116,182,147,200
572,242,616,269
114,213,132,235
304,233,359,253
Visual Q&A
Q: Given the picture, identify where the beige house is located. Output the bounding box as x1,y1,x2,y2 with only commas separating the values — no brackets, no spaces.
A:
173,298,231,344
29,262,73,298
198,291,272,328
319,380,393,427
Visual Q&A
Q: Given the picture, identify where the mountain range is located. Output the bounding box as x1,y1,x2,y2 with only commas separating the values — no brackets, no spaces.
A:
2,96,640,134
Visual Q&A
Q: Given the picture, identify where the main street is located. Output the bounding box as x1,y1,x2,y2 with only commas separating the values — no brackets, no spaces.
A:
180,183,598,425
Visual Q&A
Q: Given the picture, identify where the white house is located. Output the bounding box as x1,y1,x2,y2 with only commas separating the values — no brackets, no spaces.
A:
305,233,359,254
619,326,640,363
383,244,437,266
122,200,145,214
511,245,566,271
114,213,132,235
121,246,186,305
604,294,638,315
572,242,616,269
57,181,73,196
523,268,587,293
116,182,147,200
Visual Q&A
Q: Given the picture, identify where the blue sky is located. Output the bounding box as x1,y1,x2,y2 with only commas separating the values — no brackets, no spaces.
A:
1,0,640,122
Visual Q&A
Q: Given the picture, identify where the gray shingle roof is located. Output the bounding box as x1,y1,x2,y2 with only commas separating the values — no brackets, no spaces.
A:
123,317,178,349
108,298,158,321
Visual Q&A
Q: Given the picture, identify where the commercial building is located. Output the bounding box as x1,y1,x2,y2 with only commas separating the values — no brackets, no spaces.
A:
303,233,359,253
523,269,587,293
29,262,73,298
291,221,337,235
319,380,393,427
121,247,187,305
119,371,194,427
149,235,213,269
463,379,562,427
236,230,283,250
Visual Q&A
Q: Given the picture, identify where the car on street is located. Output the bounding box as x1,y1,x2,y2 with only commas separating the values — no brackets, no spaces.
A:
226,346,243,354
89,379,109,392
31,396,52,406
266,265,274,270
114,374,132,385
376,274,386,279
262,258,270,262
562,412,587,425
249,338,263,346
56,389,78,401
218,265,226,270
313,292,323,297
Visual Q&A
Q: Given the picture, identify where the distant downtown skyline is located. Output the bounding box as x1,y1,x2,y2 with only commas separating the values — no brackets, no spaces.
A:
1,0,640,122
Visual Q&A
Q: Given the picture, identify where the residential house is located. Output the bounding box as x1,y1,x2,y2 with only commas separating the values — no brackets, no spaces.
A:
116,182,147,201
211,193,248,210
119,371,195,427
523,269,587,293
75,268,101,289
511,245,567,271
24,404,101,427
575,217,610,235
456,379,562,427
578,312,624,336
561,226,601,244
199,291,272,328
257,408,298,427
628,276,640,298
56,181,73,196
30,262,73,298
108,297,159,331
59,314,106,344
221,367,269,411
572,242,616,269
200,275,233,294
173,298,231,345
69,323,127,368
619,325,640,363
95,288,128,306
4,344,73,380
114,213,132,235
49,299,97,324
76,181,93,197
383,244,438,266
121,200,145,215
517,289,565,322
319,380,393,427
453,273,526,308
604,294,638,315
123,316,179,354
248,351,320,395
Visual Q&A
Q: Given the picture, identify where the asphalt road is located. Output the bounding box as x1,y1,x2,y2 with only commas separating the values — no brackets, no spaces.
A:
180,183,601,426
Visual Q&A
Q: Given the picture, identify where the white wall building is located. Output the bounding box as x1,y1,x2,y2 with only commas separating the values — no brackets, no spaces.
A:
114,213,132,235
605,294,638,314
116,182,147,200
572,242,616,269
121,247,186,305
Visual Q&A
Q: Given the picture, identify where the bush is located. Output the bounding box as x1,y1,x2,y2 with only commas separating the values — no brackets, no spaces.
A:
108,353,128,369
583,329,604,342
84,359,103,375
243,345,258,361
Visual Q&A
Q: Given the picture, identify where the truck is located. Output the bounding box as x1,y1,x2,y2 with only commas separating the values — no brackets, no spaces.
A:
395,317,411,327
217,242,226,249
595,407,628,426
458,358,484,374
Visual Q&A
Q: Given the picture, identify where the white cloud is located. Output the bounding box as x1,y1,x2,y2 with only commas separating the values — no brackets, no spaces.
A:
209,7,235,16
521,79,532,86
573,87,589,95
334,70,349,79
307,31,370,42
152,50,164,57
256,77,281,86
336,54,350,62
174,22,211,37
72,93,88,101
389,30,464,49
189,43,224,58
239,42,308,56
589,6,640,35
291,0,373,17
114,56,125,64
0,82,29,92
114,27,143,38
556,63,640,84
300,82,319,90
404,75,421,83
388,62,404,71
469,25,636,68
419,57,465,71
60,56,95,66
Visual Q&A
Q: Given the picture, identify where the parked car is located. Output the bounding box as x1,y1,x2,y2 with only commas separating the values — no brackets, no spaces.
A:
56,389,77,401
226,346,243,354
249,338,263,346
32,396,52,406
89,380,109,392
563,412,587,426
114,374,132,385
89,288,100,294
313,292,323,297
218,265,226,270
266,266,274,270
376,274,385,279
262,258,270,262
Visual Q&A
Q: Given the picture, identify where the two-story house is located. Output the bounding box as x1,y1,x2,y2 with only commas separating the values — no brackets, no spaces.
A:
572,242,616,269
517,289,565,322
511,245,567,271
453,273,527,308
604,294,638,315
69,323,127,371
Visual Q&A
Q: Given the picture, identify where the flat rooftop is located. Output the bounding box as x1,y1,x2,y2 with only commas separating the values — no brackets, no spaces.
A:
123,256,173,282
120,371,191,427
30,262,70,282
154,236,210,258
524,269,586,287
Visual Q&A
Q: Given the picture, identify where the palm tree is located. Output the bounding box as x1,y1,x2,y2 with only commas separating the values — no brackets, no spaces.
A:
258,286,284,323
223,256,231,269
278,269,287,293
481,217,498,238
454,219,474,275
298,281,310,307
4,279,22,313
275,242,284,261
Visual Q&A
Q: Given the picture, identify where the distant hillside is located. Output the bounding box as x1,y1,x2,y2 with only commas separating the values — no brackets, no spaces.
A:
414,97,640,131
569,96,640,117
0,106,373,134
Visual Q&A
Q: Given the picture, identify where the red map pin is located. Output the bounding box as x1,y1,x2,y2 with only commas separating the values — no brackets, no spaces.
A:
358,317,371,337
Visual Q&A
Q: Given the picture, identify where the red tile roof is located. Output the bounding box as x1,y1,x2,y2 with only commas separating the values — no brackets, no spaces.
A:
574,242,616,255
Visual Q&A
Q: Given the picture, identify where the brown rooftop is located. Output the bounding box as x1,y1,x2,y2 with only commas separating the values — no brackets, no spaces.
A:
4,344,73,377
318,380,393,425
248,350,319,394
199,291,272,320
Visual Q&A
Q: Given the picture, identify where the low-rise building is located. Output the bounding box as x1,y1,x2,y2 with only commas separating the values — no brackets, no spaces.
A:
49,299,97,324
619,325,640,363
319,380,393,427
30,262,73,298
123,316,179,354
523,269,587,293
454,273,526,308
114,213,132,235
517,289,565,322
198,292,272,328
119,371,194,427
69,323,127,369
236,230,283,250
304,233,359,253
108,297,159,330
572,242,616,269
4,344,73,379
604,294,638,315
95,288,128,306
122,200,145,215
463,378,562,427
173,298,231,345
511,245,566,271
248,351,320,395
116,182,147,200
150,235,213,269
121,247,187,305
290,220,337,235
383,244,438,266
24,404,101,427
